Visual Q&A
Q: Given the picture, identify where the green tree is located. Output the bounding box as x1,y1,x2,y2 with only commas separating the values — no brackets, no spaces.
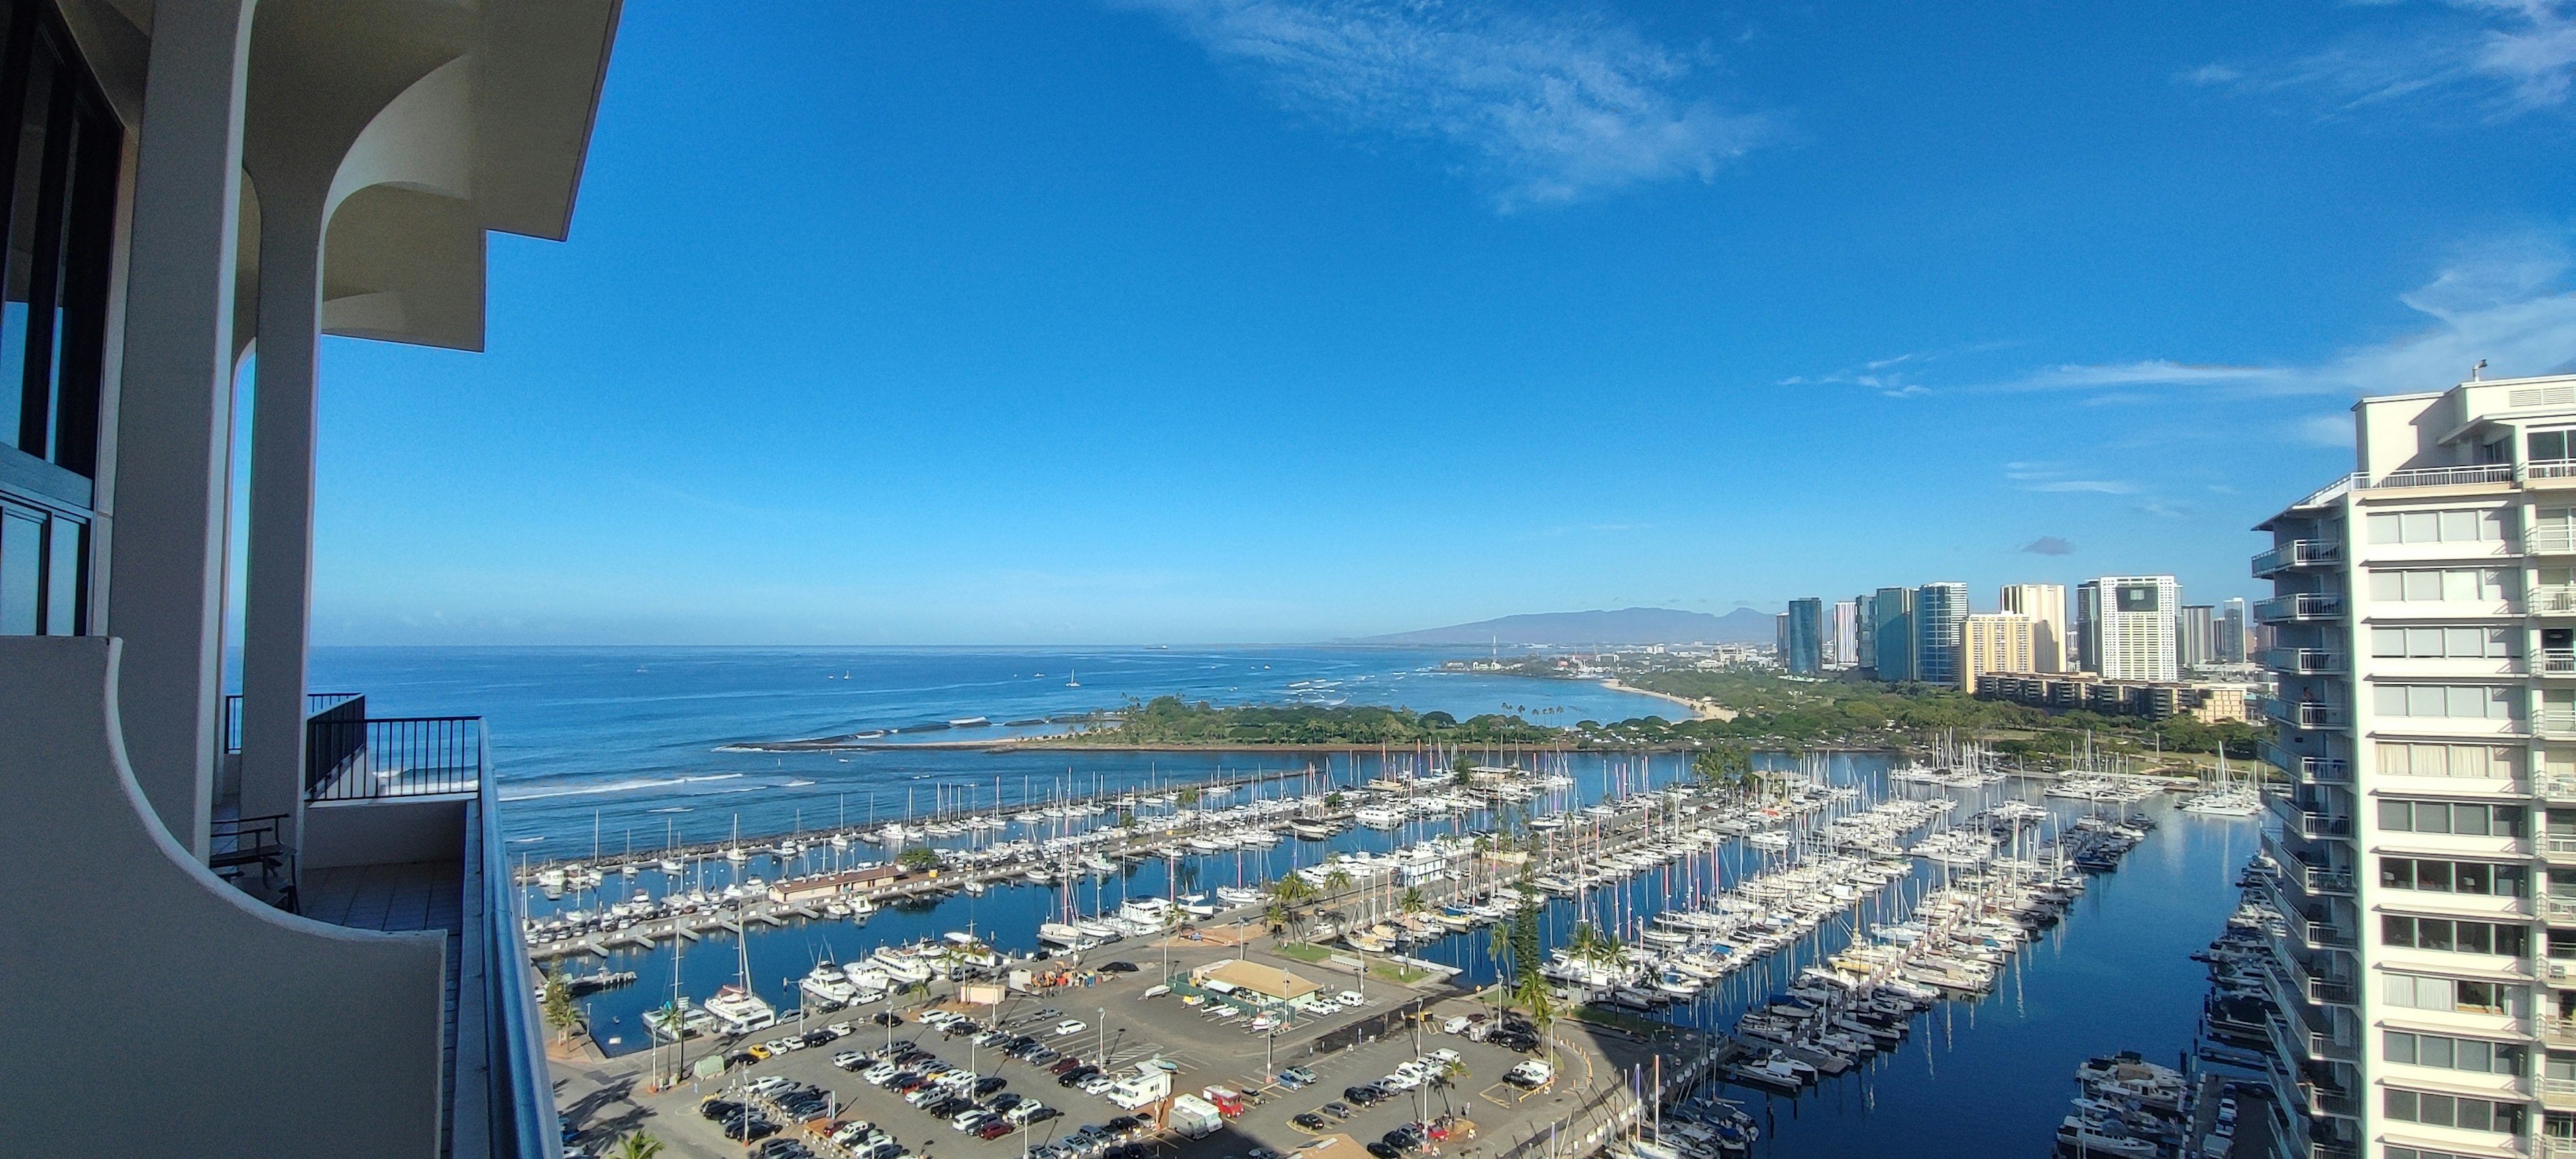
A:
1400,885,1426,914
1177,785,1201,808
896,846,941,872
607,1132,665,1159
1324,791,1345,808
540,969,578,1040
1324,867,1353,895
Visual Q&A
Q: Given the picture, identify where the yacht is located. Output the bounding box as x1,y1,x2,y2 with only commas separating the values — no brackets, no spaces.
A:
643,997,718,1042
799,962,857,1007
704,984,777,1034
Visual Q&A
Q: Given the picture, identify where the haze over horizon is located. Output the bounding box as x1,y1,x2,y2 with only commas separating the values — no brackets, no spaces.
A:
297,1,2576,646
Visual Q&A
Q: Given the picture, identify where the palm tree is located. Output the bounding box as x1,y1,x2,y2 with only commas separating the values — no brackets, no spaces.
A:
1161,902,1184,979
540,969,578,1042
1511,972,1557,1064
607,1132,665,1159
1484,924,1512,1015
1266,900,1293,944
1399,885,1426,915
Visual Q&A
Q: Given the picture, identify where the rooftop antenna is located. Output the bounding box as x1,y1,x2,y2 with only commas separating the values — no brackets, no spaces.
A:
2473,359,2487,382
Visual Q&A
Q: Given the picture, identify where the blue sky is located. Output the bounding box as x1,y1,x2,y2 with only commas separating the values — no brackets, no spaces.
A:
302,0,2576,645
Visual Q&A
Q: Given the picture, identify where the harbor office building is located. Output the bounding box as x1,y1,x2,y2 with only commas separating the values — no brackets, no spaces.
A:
0,1,619,1155
2256,372,2576,1159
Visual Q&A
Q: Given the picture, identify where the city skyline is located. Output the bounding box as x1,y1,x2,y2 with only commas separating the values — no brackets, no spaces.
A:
298,1,2576,645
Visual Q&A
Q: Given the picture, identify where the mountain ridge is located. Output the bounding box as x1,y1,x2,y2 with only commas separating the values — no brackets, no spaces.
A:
1353,606,1776,647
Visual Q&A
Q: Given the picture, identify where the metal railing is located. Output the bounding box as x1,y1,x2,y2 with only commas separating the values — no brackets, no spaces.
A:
2541,710,2576,738
2537,527,2576,555
305,715,486,802
2252,540,2343,576
2532,461,2576,482
477,767,558,1159
2541,776,2576,804
2548,833,2576,858
2536,586,2576,614
2267,700,2348,729
219,691,365,755
2261,742,2351,784
2546,650,2576,675
2292,910,2357,948
2253,593,2345,624
2262,648,2347,675
2288,862,2356,897
2368,464,2516,490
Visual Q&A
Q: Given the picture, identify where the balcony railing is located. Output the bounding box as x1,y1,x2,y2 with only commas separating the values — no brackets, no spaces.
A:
2536,586,2576,614
2288,862,2356,897
2252,540,2343,577
2541,710,2576,738
2368,464,2517,490
2542,776,2576,804
2537,527,2576,555
2546,650,2576,675
2267,700,2349,730
2253,593,2345,624
219,691,366,755
2261,742,2350,784
2262,648,2347,675
305,716,486,802
2533,460,2576,482
2548,833,2576,859
2292,909,2357,948
473,765,557,1157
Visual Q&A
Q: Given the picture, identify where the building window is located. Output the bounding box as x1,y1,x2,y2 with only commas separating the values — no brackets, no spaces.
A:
2369,509,2508,545
2379,743,2520,778
2384,971,2519,1014
2381,915,2532,956
2534,431,2576,462
2371,684,2517,720
2371,626,2520,659
2384,1030,2527,1075
2383,1089,2526,1135
2367,568,2517,603
0,5,117,476
2377,799,2527,836
2380,857,2530,897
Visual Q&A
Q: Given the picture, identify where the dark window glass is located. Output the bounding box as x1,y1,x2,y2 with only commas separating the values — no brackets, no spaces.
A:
2385,915,2416,946
2387,1030,2418,1064
2422,861,2455,891
0,4,116,472
2502,925,2532,958
2502,806,2530,838
2456,805,2489,836
2387,1089,2420,1121
2383,800,2416,831
0,504,32,632
2459,922,2491,954
2384,858,2416,889
2459,863,2492,894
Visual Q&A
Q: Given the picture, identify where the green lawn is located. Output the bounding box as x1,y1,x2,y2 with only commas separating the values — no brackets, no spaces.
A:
1273,942,1336,964
1369,961,1433,985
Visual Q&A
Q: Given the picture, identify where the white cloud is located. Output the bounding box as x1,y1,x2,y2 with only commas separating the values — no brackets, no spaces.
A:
2028,480,2139,494
2001,232,2576,397
1118,0,1773,209
2190,0,2576,115
2294,414,2356,446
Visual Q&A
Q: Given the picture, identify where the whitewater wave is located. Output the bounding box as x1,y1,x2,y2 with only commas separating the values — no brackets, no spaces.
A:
498,772,747,803
782,779,816,787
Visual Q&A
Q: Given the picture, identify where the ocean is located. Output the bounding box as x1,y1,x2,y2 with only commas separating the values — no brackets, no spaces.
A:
307,646,2255,1158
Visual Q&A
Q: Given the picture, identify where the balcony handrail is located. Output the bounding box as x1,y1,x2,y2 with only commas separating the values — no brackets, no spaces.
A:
2268,700,2349,729
2260,742,2351,783
2367,464,2516,490
2253,593,2345,624
2542,709,2576,738
472,753,555,1158
218,690,368,756
2262,648,2347,674
305,714,486,802
2546,650,2576,675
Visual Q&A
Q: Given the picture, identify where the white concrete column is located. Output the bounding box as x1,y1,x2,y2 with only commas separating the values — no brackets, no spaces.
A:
103,0,259,860
235,187,321,832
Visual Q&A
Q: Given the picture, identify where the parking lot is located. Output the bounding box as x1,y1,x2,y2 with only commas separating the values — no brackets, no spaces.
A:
573,941,1666,1159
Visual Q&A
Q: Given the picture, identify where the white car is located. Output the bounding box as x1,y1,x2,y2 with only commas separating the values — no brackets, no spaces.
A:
1381,1070,1423,1091
828,1022,856,1036
1337,990,1366,1008
1426,1049,1462,1067
954,1111,998,1132
1053,1019,1088,1037
833,1051,867,1070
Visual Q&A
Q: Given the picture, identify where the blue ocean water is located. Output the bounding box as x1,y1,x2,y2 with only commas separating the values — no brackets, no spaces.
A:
308,647,2255,1158
301,645,1680,848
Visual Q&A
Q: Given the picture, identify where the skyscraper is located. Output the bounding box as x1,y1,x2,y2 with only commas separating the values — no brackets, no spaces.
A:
2000,583,2070,673
1854,594,1879,673
1871,587,1917,682
2218,596,2249,663
1784,598,1824,675
2075,575,2181,681
1915,582,1969,687
2178,603,2216,667
2253,372,2576,1159
1828,599,1859,669
1962,613,2037,693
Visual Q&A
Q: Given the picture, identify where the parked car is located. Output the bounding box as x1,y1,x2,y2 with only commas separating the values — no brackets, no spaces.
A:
833,1051,867,1070
976,1121,1015,1140
872,1011,905,1026
953,1111,998,1133
975,1076,1009,1097
722,1115,782,1142
1099,961,1139,973
1053,1019,1088,1037
745,1045,774,1062
1321,1101,1356,1119
1364,1144,1399,1159
1280,1066,1318,1087
1057,1066,1101,1087
698,1099,745,1121
1049,1057,1088,1075
1293,1113,1330,1131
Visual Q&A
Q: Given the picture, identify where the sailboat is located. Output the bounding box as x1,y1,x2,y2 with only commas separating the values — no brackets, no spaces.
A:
703,901,777,1034
1066,669,1081,689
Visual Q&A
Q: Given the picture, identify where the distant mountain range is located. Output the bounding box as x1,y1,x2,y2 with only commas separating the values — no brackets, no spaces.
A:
1355,606,1776,647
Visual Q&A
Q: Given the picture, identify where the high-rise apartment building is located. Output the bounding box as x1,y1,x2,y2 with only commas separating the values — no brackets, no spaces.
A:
1855,594,1880,672
2076,575,2182,681
2001,583,2071,673
1828,600,1859,669
1872,587,1918,682
1962,613,2037,693
2253,372,2576,1159
2180,603,2216,668
2220,596,2250,663
0,5,622,1152
1783,598,1825,675
1916,582,1969,687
